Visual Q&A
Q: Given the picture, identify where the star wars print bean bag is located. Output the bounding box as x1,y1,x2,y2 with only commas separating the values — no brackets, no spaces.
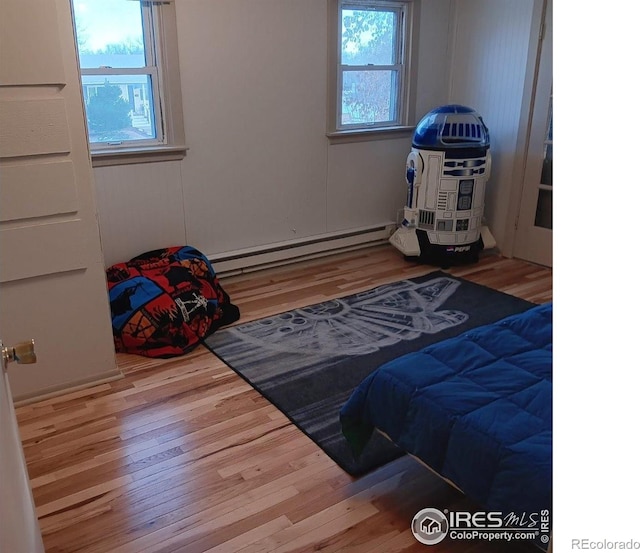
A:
106,246,240,358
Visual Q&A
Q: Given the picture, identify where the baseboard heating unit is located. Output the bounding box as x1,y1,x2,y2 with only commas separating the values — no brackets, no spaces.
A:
208,223,395,277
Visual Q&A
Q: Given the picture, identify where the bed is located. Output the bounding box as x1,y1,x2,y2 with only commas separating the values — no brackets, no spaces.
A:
340,302,552,518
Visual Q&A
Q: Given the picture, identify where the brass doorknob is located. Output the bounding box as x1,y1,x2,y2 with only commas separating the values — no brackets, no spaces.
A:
2,339,36,369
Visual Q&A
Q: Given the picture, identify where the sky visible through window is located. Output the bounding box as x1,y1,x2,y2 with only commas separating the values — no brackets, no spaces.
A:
72,0,143,54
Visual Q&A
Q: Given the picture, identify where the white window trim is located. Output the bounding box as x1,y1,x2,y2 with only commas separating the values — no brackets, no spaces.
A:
327,0,419,142
72,0,187,166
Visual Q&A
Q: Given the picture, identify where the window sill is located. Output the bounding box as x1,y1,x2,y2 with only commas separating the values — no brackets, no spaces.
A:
327,125,414,144
90,144,189,168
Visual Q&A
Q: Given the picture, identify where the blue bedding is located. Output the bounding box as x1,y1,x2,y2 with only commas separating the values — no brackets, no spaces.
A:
340,302,552,514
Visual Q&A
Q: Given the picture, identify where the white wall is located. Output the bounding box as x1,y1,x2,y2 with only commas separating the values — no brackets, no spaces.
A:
94,0,453,267
94,161,186,267
447,0,540,251
415,0,453,118
178,0,329,256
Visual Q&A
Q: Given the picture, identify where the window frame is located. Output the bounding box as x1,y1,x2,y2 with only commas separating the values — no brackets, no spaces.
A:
70,0,187,166
328,0,417,140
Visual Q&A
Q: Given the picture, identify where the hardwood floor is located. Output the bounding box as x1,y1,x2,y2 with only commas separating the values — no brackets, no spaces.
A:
17,245,552,553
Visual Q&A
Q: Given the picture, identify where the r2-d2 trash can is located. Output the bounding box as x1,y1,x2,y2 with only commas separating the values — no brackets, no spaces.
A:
390,104,492,267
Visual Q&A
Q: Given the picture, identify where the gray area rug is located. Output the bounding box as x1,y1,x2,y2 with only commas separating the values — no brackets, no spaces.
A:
204,271,534,475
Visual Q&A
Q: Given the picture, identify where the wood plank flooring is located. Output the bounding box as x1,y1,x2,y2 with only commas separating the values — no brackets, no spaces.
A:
17,245,552,553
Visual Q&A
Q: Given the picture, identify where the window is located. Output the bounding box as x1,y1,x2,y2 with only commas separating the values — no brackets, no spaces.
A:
333,0,413,133
70,0,185,162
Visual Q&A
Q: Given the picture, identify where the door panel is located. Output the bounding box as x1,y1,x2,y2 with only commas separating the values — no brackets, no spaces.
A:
513,0,552,267
0,0,119,401
0,161,79,221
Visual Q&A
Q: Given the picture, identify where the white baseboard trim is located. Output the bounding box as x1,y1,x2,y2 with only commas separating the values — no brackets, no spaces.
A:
12,369,124,407
208,223,396,277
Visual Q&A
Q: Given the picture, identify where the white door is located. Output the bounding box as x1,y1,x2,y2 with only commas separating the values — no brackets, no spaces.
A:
0,0,119,401
1,1,120,547
513,0,553,267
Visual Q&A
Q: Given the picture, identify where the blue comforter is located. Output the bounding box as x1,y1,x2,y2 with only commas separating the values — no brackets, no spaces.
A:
340,302,552,514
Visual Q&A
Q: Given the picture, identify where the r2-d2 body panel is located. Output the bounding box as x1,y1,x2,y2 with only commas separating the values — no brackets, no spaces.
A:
390,104,491,267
